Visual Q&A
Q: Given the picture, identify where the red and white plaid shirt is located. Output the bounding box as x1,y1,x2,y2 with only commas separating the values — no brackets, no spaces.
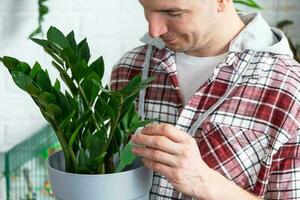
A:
110,14,300,200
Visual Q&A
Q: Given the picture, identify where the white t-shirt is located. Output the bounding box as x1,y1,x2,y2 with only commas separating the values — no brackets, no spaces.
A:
175,52,228,104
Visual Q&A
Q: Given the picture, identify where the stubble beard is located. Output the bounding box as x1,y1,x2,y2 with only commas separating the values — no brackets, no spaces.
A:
163,36,191,53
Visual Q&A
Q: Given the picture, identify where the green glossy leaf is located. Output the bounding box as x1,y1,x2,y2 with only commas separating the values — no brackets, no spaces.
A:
71,60,89,82
61,47,77,66
77,110,92,125
90,56,104,80
44,43,62,56
77,166,91,174
30,38,50,49
115,140,136,173
78,149,90,171
58,110,76,130
107,126,123,156
85,130,106,159
120,76,154,98
65,92,79,117
108,95,122,120
2,56,20,70
94,87,111,120
44,103,62,120
94,152,107,164
42,108,55,122
37,92,56,107
15,62,31,74
26,84,41,97
61,73,77,95
54,79,61,91
129,118,157,133
81,72,101,104
120,95,137,121
96,97,116,121
92,80,113,95
11,71,33,91
121,103,135,133
81,129,92,150
47,26,69,49
63,122,74,144
51,61,78,95
51,61,64,73
68,122,83,147
120,75,141,95
29,62,42,80
54,89,71,117
77,38,90,63
36,70,52,92
66,31,77,52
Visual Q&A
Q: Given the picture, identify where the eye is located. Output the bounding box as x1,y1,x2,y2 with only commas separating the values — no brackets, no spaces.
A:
166,11,184,17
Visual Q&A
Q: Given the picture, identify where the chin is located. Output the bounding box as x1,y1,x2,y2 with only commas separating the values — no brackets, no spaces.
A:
167,45,188,53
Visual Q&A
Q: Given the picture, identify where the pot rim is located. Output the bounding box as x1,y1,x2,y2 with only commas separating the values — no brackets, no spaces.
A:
47,150,148,177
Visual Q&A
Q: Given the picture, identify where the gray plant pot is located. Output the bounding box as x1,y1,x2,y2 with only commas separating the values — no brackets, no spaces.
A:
47,151,153,200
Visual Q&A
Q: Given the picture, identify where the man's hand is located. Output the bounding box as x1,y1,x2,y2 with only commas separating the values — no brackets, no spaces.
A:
131,123,261,200
131,123,211,198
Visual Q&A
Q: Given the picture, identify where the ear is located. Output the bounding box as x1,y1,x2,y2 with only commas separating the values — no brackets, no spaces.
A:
217,0,231,12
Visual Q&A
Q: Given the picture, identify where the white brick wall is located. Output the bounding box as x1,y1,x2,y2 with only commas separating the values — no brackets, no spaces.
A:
0,0,299,152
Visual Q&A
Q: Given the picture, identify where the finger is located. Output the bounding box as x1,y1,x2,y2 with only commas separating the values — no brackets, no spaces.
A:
132,146,178,167
131,134,181,155
141,123,187,143
142,158,174,179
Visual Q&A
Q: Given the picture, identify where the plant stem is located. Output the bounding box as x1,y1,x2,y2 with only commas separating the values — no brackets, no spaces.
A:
45,48,64,66
101,97,123,154
35,100,76,172
78,84,101,131
96,163,105,174
104,155,115,173
51,61,78,95
95,97,123,173
56,128,78,173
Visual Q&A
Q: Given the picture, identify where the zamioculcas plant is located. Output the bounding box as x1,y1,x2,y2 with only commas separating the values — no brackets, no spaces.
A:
0,26,155,174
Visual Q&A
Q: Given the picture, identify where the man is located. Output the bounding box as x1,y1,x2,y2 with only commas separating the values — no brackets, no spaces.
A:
110,0,300,199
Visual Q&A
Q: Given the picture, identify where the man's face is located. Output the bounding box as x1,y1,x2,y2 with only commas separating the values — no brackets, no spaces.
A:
139,0,219,56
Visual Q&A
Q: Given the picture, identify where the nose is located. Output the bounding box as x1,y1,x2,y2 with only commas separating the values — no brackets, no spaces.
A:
148,13,168,38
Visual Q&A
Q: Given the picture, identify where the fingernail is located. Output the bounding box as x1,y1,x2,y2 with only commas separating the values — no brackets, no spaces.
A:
131,134,136,141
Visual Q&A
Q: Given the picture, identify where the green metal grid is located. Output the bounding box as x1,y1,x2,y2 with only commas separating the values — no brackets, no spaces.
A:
2,125,58,200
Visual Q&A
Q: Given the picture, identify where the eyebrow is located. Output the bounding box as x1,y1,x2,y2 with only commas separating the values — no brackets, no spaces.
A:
138,0,188,12
159,8,188,12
